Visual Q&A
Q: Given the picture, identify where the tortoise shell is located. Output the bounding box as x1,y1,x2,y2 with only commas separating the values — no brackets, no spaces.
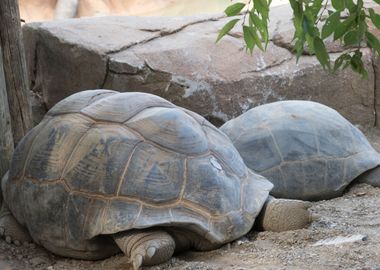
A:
221,100,380,201
4,90,272,258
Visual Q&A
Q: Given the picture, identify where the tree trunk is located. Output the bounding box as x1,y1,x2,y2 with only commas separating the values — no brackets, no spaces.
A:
0,45,14,181
0,0,32,146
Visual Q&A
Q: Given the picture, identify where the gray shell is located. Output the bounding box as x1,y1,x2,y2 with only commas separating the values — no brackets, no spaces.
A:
4,90,272,258
221,100,380,201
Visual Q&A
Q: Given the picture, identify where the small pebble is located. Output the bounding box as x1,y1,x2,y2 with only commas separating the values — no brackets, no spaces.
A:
29,257,46,267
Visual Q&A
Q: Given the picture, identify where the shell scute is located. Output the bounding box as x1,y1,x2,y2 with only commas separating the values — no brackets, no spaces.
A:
25,115,92,181
184,156,241,215
66,194,92,241
81,92,175,123
119,143,184,203
134,206,172,228
102,200,140,234
63,125,141,195
235,127,282,172
126,107,209,155
170,205,210,235
9,118,52,180
271,118,318,162
48,90,118,116
202,124,247,178
17,180,68,246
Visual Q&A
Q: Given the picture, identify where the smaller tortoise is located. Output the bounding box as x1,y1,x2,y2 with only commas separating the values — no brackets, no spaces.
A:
221,100,380,201
0,90,312,269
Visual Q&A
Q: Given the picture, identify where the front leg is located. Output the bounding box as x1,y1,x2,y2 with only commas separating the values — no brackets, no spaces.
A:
256,196,314,232
112,229,175,270
0,172,31,245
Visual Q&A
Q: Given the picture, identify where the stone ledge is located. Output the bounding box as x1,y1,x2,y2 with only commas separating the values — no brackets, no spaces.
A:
23,4,379,127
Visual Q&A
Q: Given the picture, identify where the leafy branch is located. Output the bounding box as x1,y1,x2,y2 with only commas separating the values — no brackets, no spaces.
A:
217,0,380,78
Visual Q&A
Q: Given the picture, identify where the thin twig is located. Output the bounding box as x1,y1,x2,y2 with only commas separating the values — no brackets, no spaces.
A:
242,0,252,26
315,0,329,25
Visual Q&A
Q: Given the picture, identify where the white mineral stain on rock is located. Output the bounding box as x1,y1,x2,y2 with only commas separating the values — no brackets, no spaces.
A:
260,87,285,104
210,111,230,122
173,75,212,98
255,55,267,71
239,99,254,113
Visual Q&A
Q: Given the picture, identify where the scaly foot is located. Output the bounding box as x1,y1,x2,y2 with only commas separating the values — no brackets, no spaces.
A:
0,204,31,246
113,230,175,270
257,196,314,232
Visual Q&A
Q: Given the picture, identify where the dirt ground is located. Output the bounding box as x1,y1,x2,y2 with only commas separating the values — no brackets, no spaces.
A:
1,129,380,270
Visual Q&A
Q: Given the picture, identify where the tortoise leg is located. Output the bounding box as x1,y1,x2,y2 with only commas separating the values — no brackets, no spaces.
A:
256,196,314,232
0,204,31,245
356,166,380,187
0,172,31,245
169,228,220,252
112,229,175,270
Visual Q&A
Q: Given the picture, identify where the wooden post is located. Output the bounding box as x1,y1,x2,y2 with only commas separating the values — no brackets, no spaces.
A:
0,0,32,146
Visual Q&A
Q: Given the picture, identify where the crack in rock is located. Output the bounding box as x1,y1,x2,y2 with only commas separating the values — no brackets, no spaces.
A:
105,15,225,55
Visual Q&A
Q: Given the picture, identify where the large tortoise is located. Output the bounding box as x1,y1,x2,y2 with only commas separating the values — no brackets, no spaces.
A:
0,90,312,269
221,100,380,201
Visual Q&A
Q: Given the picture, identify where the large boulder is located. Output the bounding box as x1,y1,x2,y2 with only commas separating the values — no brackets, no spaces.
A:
23,4,379,127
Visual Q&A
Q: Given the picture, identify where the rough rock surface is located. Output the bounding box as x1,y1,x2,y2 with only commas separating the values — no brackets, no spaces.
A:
23,4,379,127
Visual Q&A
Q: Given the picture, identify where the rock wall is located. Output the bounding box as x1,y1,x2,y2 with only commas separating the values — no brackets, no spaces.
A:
23,4,380,127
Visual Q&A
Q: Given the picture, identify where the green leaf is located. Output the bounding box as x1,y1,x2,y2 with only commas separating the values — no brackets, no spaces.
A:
366,31,380,56
333,14,356,40
216,19,240,43
224,2,246,16
343,30,360,46
313,36,330,70
253,0,270,21
350,51,368,78
369,8,380,29
294,36,306,61
373,0,380,4
250,12,264,29
321,12,340,39
253,0,269,13
302,16,311,35
289,0,303,18
344,0,355,12
306,34,315,53
357,0,364,10
243,26,255,53
333,53,351,72
331,0,345,11
243,26,264,53
252,28,265,51
249,12,269,45
309,0,323,19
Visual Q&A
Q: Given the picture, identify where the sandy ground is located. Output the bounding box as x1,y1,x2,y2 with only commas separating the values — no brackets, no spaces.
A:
0,129,380,270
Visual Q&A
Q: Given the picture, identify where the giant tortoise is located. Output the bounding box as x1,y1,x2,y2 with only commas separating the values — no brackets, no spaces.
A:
221,100,380,201
0,90,312,269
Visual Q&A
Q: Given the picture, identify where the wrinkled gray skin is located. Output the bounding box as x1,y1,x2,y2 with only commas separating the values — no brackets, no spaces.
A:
221,100,380,201
0,91,312,270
